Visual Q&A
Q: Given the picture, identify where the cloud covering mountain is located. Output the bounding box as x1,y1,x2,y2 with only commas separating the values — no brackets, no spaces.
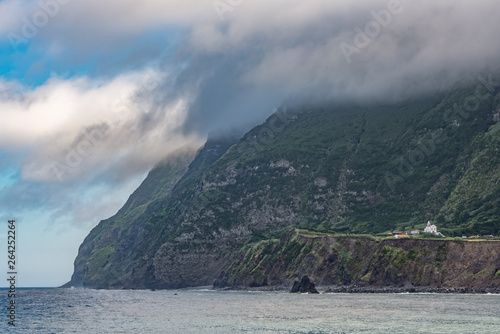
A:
0,0,499,286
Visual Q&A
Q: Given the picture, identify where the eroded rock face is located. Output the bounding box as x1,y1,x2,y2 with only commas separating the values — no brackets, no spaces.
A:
290,276,319,294
226,230,500,291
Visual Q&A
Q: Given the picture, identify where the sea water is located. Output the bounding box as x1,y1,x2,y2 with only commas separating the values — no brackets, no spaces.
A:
1,288,499,333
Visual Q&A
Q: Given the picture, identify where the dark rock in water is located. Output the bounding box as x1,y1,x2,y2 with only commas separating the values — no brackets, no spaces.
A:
290,276,319,294
213,271,229,288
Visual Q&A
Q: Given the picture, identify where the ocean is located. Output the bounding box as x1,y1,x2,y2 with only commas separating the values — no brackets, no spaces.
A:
1,288,499,333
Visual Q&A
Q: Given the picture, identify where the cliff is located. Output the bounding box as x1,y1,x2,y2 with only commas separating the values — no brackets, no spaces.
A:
224,229,500,291
65,83,500,290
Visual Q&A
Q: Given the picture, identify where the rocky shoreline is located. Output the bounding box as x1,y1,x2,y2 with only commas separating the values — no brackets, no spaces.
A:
65,283,500,294
320,285,500,294
216,284,500,294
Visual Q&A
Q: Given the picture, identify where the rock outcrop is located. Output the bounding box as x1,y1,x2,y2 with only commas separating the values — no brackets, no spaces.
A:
290,276,319,294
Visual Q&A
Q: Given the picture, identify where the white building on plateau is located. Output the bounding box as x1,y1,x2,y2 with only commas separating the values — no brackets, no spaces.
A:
424,221,437,234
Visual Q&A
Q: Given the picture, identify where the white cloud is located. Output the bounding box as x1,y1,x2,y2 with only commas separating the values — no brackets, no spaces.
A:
0,70,201,184
2,0,499,216
4,1,500,102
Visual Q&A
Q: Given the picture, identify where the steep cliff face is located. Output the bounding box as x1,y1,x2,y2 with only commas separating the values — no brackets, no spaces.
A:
226,229,500,290
64,147,199,287
65,137,239,288
66,84,500,289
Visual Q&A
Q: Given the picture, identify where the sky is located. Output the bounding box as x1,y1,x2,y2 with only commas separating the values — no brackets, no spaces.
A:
0,0,499,287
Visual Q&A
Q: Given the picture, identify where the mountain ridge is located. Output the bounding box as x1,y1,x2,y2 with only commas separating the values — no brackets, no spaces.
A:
65,83,500,289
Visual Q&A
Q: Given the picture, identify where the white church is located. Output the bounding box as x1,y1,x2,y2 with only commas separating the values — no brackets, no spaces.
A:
424,221,438,234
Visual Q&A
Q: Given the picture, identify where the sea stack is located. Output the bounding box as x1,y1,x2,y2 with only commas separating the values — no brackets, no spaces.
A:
290,276,319,294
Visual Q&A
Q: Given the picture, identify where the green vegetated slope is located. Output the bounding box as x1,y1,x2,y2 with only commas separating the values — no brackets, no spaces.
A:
225,229,500,289
65,147,199,287
437,120,500,235
66,83,500,289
